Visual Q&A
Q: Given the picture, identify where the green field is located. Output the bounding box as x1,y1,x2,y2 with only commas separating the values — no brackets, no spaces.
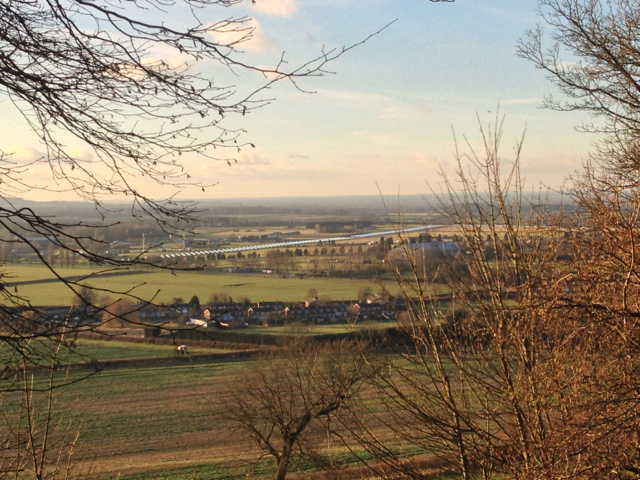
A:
242,321,397,336
1,264,100,282
0,339,230,366
0,336,450,479
9,267,447,305
9,360,366,479
67,340,229,362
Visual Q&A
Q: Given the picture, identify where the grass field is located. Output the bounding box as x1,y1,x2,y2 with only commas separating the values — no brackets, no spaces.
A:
67,340,229,363
241,321,397,336
1,264,100,283
10,268,449,305
1,336,452,479
0,339,230,366
10,360,368,479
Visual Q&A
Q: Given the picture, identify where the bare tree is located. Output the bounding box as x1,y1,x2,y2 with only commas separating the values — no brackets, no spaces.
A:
225,338,367,480
101,297,140,328
72,286,99,310
333,110,640,480
357,286,372,303
517,0,640,178
0,329,85,479
324,253,339,276
0,0,393,377
1,0,387,212
0,5,394,473
338,117,580,479
310,251,322,277
517,5,640,472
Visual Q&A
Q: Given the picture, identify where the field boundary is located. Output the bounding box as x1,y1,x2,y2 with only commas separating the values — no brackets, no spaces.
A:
55,348,261,371
76,330,271,351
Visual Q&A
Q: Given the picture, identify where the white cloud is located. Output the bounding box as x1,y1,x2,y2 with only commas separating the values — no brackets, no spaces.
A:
142,43,191,70
317,89,431,120
253,0,298,17
8,146,45,162
412,152,441,167
238,150,271,166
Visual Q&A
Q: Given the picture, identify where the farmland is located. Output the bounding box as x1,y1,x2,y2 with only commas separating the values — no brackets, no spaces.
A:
0,206,457,479
66,340,230,362
1,265,100,283
240,321,397,336
6,266,449,306
1,332,442,479
0,338,231,366
15,357,369,479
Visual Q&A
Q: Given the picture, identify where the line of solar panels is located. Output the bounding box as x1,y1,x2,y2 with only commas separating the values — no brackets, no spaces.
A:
159,225,446,259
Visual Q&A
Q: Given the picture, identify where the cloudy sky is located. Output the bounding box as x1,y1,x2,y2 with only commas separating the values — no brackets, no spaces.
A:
1,0,597,201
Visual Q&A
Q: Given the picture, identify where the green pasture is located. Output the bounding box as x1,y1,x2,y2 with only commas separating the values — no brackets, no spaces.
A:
11,268,449,305
0,264,99,283
68,340,228,362
242,321,397,336
0,339,229,366
0,338,458,479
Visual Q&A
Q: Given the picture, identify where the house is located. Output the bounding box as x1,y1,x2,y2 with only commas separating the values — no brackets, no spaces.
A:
246,305,282,324
187,317,228,328
137,303,180,322
348,302,395,321
206,303,245,325
305,304,348,324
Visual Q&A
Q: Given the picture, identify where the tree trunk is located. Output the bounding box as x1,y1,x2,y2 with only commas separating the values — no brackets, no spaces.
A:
276,454,290,480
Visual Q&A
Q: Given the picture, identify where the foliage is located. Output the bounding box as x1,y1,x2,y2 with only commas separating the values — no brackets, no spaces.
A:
357,286,373,303
189,295,201,312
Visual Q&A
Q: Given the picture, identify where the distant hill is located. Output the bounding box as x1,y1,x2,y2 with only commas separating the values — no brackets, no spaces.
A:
0,191,572,224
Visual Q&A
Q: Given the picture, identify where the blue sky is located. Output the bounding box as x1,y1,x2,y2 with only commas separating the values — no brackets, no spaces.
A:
1,0,596,200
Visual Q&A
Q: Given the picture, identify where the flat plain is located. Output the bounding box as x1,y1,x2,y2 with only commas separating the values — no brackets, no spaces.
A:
3,265,99,283
6,266,448,305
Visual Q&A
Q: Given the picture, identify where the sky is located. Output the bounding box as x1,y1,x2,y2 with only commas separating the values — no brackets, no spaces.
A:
0,0,597,201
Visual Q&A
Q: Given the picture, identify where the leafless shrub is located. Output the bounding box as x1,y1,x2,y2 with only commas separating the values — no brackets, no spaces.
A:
0,335,86,479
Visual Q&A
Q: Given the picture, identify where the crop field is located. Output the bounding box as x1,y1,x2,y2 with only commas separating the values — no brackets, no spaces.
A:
0,336,455,479
9,268,449,306
9,360,372,479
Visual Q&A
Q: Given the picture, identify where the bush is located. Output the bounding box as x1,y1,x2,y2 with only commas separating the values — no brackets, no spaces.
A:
143,326,162,338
